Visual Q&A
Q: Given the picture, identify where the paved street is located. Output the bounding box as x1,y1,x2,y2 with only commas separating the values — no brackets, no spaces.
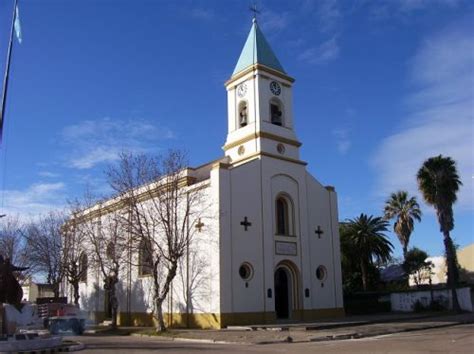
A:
71,323,474,353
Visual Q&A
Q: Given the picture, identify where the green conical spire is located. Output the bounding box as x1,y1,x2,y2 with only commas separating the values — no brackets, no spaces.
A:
232,19,286,76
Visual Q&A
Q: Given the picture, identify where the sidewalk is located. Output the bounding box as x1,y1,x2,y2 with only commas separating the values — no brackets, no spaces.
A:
129,312,474,344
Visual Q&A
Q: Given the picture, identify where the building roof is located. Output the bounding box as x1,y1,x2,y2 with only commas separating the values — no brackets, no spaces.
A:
380,264,406,282
232,19,286,76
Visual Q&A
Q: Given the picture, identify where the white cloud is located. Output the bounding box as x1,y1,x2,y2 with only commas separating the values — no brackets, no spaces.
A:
397,0,460,12
2,182,66,217
369,0,461,19
315,0,341,34
260,10,290,32
61,117,173,170
70,146,123,169
298,37,340,64
372,23,474,211
332,128,351,154
38,171,60,178
190,8,214,21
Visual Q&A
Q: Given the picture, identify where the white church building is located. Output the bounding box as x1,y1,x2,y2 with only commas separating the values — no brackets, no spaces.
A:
71,19,344,329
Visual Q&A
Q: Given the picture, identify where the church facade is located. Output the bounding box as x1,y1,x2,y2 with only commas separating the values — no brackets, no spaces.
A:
70,19,344,329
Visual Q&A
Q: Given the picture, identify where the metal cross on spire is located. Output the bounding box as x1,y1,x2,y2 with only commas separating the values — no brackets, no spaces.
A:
249,2,260,22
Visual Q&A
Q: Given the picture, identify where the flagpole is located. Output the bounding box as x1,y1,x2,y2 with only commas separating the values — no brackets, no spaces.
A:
0,0,19,145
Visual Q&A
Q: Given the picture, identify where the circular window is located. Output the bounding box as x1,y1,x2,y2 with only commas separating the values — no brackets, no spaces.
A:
239,263,254,280
238,145,245,156
277,143,285,155
316,265,327,281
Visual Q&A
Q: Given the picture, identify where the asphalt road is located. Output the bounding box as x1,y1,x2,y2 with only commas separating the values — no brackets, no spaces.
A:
71,323,474,353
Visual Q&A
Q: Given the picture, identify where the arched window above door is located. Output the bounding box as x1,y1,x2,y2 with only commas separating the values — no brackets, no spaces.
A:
275,194,294,236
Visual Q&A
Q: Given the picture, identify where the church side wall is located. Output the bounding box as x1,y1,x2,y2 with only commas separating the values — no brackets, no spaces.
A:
72,182,221,329
305,173,344,311
329,188,344,309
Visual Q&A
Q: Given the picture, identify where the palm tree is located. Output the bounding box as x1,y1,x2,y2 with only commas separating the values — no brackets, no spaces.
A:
345,214,393,291
417,155,462,311
384,191,422,259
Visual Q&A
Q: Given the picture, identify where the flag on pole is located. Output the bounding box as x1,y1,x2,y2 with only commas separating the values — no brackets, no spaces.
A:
14,4,22,44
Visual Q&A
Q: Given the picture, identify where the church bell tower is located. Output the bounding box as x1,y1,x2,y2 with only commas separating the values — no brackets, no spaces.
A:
223,19,302,164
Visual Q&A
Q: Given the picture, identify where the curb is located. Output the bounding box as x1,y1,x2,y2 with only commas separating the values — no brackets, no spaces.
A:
125,316,474,346
173,337,252,345
248,313,451,332
67,342,86,351
308,318,474,343
301,313,457,331
168,319,474,345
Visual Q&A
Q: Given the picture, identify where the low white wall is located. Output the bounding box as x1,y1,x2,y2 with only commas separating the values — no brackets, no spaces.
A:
390,287,472,312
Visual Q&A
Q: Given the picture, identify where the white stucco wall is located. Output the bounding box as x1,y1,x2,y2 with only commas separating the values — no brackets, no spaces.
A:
217,152,343,317
391,287,472,312
69,177,221,322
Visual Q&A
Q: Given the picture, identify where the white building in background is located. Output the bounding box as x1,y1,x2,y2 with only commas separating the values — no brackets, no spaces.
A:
409,244,474,287
69,19,344,329
21,281,55,303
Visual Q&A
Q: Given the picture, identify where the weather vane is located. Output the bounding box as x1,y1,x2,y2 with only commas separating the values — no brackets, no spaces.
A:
249,2,260,22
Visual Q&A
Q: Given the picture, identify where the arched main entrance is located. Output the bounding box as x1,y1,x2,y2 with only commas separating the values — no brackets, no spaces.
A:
274,261,300,320
274,268,291,318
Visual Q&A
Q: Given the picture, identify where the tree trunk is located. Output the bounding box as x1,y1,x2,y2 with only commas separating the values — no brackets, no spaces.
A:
153,262,178,332
443,231,461,312
155,298,166,332
360,261,368,292
52,282,60,298
72,281,80,305
110,291,118,329
402,245,408,260
109,278,118,329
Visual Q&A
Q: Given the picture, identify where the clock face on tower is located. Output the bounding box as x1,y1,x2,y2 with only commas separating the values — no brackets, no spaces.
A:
237,83,247,98
270,81,281,96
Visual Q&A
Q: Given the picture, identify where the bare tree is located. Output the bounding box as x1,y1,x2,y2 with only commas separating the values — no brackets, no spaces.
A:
24,212,65,297
78,203,129,329
107,150,206,332
62,204,90,305
0,216,33,284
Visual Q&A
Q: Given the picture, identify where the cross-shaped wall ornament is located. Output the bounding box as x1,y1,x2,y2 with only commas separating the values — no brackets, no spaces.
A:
315,225,324,238
195,218,205,232
240,217,252,231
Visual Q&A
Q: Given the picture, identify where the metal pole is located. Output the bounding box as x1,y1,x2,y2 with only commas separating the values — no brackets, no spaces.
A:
0,0,18,144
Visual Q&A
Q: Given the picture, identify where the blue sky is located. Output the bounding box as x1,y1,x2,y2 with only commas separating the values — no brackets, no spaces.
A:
0,0,472,259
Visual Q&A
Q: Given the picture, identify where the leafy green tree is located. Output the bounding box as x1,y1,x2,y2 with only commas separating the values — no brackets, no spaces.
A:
403,247,433,286
344,214,393,291
384,191,422,259
417,155,462,311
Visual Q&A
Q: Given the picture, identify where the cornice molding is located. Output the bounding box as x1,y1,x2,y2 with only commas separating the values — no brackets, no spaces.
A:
225,64,295,87
223,131,302,151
